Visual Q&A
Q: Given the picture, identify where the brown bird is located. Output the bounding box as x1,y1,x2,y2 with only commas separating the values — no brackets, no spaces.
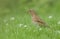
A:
29,9,49,28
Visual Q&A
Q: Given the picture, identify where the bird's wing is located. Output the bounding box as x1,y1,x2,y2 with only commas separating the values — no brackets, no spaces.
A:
35,16,46,25
37,19,45,24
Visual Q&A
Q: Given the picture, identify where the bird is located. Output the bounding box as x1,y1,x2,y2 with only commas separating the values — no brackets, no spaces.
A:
28,9,50,28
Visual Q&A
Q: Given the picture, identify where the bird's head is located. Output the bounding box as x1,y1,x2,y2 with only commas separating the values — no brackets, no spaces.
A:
29,9,35,13
28,9,36,16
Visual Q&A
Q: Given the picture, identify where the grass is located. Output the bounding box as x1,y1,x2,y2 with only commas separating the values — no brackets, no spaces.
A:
0,0,60,39
0,12,60,39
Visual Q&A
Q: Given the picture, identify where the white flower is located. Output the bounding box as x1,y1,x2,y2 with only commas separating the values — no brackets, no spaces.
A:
39,28,42,31
24,25,27,28
55,30,60,33
48,16,52,19
19,24,23,27
10,17,15,20
57,21,60,24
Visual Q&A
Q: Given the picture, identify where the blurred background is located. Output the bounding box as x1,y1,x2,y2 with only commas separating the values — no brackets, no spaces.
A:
0,0,60,39
0,0,60,16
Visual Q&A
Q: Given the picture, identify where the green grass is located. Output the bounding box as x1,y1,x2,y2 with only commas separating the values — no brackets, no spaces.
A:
0,0,60,39
0,13,60,39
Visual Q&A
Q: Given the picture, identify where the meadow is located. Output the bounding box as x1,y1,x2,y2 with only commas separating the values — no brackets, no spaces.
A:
0,0,60,39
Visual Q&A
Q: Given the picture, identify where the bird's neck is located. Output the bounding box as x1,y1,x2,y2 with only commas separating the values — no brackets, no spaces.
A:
30,12,37,17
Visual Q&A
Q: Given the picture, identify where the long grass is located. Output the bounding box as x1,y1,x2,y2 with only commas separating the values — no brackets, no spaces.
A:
0,0,60,39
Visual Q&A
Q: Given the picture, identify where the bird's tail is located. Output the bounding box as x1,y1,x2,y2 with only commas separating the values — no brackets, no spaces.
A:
44,24,55,31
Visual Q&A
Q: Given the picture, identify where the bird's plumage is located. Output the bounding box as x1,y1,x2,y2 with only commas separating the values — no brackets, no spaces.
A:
29,9,49,28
